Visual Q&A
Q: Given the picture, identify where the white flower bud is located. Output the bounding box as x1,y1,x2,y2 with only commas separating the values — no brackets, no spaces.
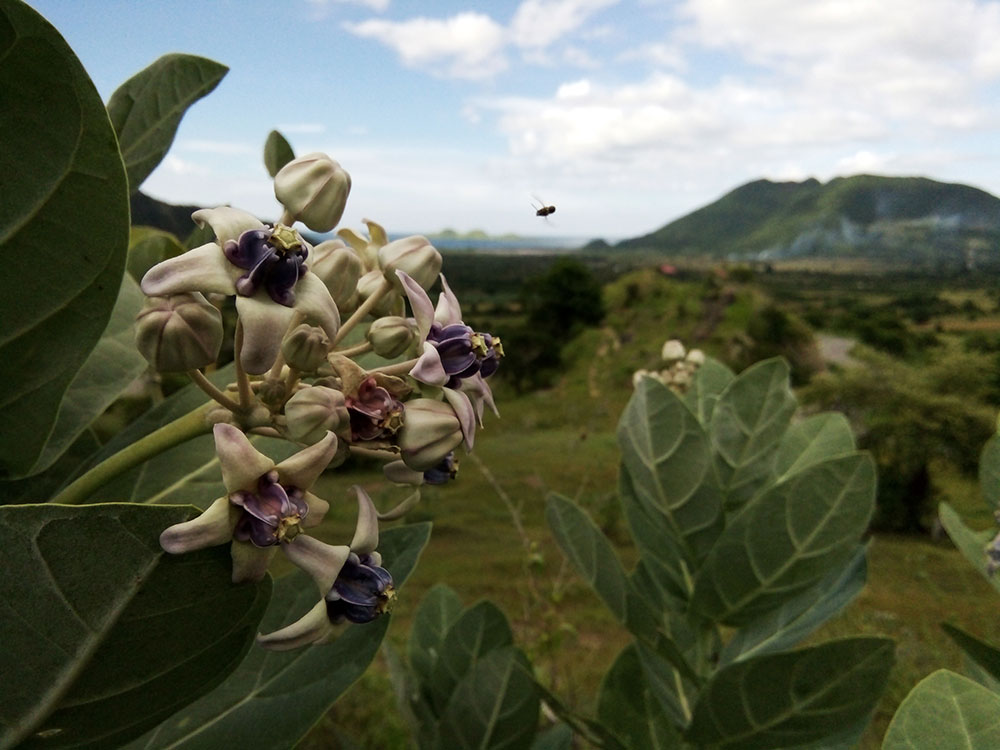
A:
661,339,686,362
398,398,464,471
135,292,223,372
274,152,351,232
378,236,441,291
686,348,706,366
285,386,350,444
281,324,330,372
310,240,362,311
357,270,403,317
367,316,416,358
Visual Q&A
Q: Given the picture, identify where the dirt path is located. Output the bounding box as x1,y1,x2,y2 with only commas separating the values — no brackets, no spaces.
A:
816,334,858,366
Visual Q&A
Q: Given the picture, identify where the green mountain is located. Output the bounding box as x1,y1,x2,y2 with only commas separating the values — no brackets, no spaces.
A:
605,175,1000,267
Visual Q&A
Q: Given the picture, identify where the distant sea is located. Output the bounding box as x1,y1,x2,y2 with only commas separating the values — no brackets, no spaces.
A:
309,232,594,253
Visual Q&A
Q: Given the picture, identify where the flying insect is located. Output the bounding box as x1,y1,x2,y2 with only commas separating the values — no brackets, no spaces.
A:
531,197,556,218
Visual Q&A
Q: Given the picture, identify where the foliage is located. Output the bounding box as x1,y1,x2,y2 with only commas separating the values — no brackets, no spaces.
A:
802,347,995,532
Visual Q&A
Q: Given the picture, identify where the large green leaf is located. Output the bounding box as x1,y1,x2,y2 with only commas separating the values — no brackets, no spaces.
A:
686,637,894,749
942,623,1000,685
691,453,875,626
938,503,1000,595
719,543,868,665
437,647,539,750
771,412,856,482
617,378,722,561
409,583,464,689
683,356,735,425
980,433,1000,511
263,129,295,178
531,724,573,750
709,358,797,508
107,54,228,192
0,503,270,750
122,523,430,750
597,645,684,750
428,601,514,714
882,670,1000,749
28,275,146,477
0,0,129,478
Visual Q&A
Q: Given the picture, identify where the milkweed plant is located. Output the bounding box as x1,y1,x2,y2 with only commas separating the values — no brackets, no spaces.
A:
6,1,994,748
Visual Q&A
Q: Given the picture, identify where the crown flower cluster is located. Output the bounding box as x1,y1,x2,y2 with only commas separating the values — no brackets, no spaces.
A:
139,151,503,648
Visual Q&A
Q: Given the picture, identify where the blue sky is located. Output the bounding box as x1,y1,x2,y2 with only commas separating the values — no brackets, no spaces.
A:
28,0,1000,240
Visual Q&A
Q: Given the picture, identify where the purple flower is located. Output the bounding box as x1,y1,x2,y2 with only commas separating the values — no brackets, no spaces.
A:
159,423,337,582
423,451,458,485
325,552,395,624
223,225,309,307
346,376,405,441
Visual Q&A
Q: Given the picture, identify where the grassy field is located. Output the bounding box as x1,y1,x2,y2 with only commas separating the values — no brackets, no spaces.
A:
293,262,1000,748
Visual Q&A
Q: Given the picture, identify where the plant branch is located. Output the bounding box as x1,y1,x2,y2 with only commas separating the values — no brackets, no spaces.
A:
187,369,240,412
331,277,393,348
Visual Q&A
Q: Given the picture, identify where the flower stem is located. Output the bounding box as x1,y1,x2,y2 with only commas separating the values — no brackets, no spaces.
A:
331,277,393,348
50,402,215,505
233,320,254,409
188,369,240,412
333,341,373,358
349,445,399,461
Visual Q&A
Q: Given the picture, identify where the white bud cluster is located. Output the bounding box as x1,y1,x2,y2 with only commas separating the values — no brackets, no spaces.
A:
632,339,705,394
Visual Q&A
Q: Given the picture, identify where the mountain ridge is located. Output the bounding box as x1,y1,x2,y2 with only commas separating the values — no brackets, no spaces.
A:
597,174,1000,267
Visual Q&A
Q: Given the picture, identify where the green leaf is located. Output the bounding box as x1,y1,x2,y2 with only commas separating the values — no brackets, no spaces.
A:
882,670,1000,749
28,275,146,476
531,724,573,750
633,640,698,730
263,129,295,178
943,624,1000,685
0,503,270,749
121,523,430,750
691,453,875,626
127,226,184,281
938,503,1000,595
409,584,464,689
686,637,894,749
598,645,684,750
107,53,228,192
428,601,514,714
437,647,539,750
0,0,129,478
980,433,1000,511
617,378,722,562
719,543,868,665
683,355,735,425
709,358,797,508
771,412,857,482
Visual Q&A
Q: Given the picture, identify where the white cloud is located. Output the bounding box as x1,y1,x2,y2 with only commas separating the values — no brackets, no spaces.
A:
509,0,620,49
618,42,686,70
306,0,390,15
276,123,327,134
343,13,507,79
835,150,897,175
176,140,257,156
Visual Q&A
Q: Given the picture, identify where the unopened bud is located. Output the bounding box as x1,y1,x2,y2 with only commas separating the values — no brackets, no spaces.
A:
135,292,223,372
686,348,706,366
282,324,330,372
397,398,463,471
357,270,403,317
274,152,351,232
285,386,350,444
310,240,362,310
378,235,441,291
367,316,416,358
661,339,686,362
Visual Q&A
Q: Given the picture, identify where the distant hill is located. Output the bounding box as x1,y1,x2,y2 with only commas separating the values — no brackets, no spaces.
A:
130,191,203,241
599,175,1000,268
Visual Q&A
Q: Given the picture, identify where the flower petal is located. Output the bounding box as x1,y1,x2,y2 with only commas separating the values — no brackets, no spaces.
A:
461,373,499,424
257,599,337,650
443,388,477,451
410,342,449,387
435,274,463,326
230,539,277,583
214,423,275,493
349,485,379,555
235,292,296,374
159,497,234,554
192,206,265,246
301,491,330,528
294,273,341,342
376,489,420,521
283,535,351,593
275,431,338,491
383,460,425,486
363,218,388,247
397,270,434,340
141,242,237,297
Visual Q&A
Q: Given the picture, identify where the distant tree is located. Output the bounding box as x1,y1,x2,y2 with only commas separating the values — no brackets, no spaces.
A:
802,348,994,533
